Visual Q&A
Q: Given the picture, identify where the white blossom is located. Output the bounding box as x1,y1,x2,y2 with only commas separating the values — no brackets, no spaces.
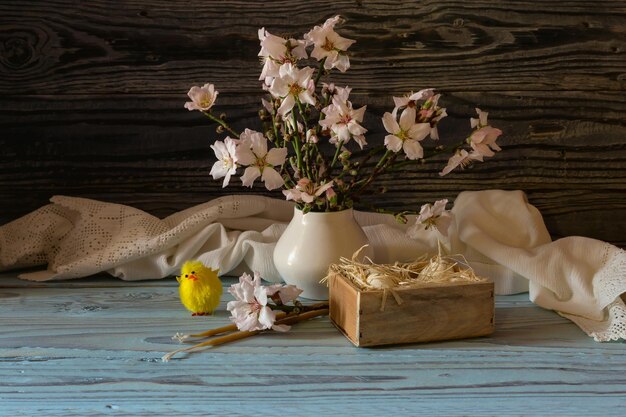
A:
268,64,316,116
258,28,307,84
236,129,287,190
209,137,239,187
283,178,334,204
227,272,290,332
382,107,430,159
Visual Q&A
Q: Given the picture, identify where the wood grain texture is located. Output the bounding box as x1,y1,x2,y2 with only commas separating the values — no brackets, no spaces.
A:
1,1,625,247
330,275,494,346
1,274,625,416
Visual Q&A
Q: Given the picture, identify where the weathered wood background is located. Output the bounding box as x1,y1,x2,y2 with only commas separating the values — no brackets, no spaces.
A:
1,1,625,246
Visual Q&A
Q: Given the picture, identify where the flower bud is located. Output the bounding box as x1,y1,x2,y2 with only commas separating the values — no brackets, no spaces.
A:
306,129,318,144
216,125,225,134
395,213,409,224
326,188,338,207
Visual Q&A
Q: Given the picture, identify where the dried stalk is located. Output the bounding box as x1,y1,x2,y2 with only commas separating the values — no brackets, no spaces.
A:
163,307,329,362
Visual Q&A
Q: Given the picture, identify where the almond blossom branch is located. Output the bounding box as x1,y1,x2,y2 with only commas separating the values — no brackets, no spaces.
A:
291,109,305,178
350,150,398,197
202,112,240,138
185,16,503,213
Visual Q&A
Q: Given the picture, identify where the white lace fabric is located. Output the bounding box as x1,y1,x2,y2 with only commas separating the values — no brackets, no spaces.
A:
0,190,624,341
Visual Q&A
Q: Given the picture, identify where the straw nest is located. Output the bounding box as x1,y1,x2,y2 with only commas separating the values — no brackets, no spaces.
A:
323,244,487,311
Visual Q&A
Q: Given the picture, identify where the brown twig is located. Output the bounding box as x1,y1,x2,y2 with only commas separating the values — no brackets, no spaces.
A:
185,312,287,340
163,307,329,361
174,302,328,342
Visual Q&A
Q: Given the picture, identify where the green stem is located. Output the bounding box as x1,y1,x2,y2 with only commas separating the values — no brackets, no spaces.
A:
350,145,386,179
280,164,297,189
203,112,239,138
291,110,304,177
296,100,309,132
374,149,394,170
388,141,465,171
270,106,281,148
351,150,398,196
330,140,345,170
313,57,327,89
317,91,331,136
358,203,415,220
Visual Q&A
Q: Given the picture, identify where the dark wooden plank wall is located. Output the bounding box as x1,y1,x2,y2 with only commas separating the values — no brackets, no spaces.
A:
1,1,625,246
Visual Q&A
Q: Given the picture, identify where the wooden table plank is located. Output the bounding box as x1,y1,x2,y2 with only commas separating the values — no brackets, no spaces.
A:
0,273,624,416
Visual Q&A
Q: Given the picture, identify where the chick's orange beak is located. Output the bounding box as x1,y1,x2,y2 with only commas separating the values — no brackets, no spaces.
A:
187,274,198,281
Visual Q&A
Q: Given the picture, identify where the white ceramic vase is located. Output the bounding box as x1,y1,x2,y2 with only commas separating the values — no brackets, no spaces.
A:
273,208,374,300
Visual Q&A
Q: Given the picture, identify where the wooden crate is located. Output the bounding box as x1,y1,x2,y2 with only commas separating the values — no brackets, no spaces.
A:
329,273,495,347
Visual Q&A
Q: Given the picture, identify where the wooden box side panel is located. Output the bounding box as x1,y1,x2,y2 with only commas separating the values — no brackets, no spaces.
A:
328,274,360,346
358,282,495,347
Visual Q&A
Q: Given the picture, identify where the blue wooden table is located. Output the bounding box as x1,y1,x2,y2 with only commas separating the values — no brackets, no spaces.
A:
1,273,624,416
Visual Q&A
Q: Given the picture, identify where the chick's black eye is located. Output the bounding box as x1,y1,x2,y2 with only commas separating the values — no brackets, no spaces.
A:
185,274,188,278
191,271,195,274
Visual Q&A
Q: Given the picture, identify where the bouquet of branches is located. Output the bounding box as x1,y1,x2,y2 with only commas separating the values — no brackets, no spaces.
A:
184,16,503,219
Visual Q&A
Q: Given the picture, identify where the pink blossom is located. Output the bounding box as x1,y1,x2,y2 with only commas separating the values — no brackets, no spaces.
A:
469,126,503,157
468,108,502,158
304,16,355,72
391,90,447,140
319,94,367,149
439,149,483,176
226,272,290,332
325,186,337,201
306,129,319,144
184,83,218,112
321,83,351,102
391,88,434,117
261,98,274,113
418,94,448,140
266,283,303,304
258,28,307,84
409,199,453,237
283,178,334,204
470,107,489,129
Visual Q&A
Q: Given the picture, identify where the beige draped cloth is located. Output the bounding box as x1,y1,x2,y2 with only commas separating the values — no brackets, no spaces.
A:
0,190,624,341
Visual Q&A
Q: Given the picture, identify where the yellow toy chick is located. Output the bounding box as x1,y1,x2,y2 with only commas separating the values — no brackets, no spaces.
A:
176,260,223,316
